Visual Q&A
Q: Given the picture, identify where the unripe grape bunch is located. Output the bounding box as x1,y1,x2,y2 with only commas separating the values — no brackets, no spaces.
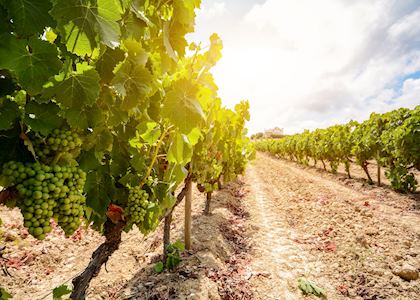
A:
33,128,82,161
0,128,86,238
126,186,150,226
2,161,86,239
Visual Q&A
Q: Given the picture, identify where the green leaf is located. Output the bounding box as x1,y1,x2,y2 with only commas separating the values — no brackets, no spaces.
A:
0,99,20,130
6,0,53,36
45,28,58,44
167,133,192,164
0,72,17,97
43,63,100,109
172,240,185,251
163,21,178,61
0,6,11,34
111,59,154,110
95,129,114,153
0,287,12,299
0,125,33,166
165,163,187,188
85,167,114,215
96,47,125,83
119,172,140,187
51,0,123,57
298,278,326,298
130,152,146,174
138,121,161,144
187,127,202,146
63,105,104,130
78,149,100,171
153,261,164,273
24,101,64,135
0,34,62,95
162,79,204,133
52,284,72,300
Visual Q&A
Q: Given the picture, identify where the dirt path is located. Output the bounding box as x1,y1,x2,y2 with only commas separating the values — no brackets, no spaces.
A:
243,153,419,300
246,166,325,299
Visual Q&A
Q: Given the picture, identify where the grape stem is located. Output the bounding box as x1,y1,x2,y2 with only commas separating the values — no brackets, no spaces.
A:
139,125,172,187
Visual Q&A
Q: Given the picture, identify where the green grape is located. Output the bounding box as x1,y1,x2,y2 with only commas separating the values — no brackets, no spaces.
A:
127,186,150,226
33,129,82,161
1,161,87,239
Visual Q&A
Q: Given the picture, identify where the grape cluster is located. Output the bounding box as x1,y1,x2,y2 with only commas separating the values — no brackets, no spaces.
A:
145,176,157,187
33,129,82,160
126,186,149,225
2,161,86,239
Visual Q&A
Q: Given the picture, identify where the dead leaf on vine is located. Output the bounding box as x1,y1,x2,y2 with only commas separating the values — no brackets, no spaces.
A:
106,204,125,224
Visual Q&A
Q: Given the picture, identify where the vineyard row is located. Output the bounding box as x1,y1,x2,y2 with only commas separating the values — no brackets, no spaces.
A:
255,106,420,192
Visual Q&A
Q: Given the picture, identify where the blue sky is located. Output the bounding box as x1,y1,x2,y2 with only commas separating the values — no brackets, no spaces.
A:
188,0,420,134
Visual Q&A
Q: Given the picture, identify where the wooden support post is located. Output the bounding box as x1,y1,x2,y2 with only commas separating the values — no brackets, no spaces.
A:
184,179,192,250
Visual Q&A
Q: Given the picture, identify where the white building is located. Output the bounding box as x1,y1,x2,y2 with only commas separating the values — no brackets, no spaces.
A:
264,127,284,137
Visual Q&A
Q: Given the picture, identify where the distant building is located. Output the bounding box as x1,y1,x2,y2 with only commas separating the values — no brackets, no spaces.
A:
264,127,284,138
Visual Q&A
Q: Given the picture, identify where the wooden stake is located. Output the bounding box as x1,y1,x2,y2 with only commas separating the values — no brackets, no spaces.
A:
184,179,192,250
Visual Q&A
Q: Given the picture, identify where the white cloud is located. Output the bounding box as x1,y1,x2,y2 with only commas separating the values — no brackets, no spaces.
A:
191,0,420,134
196,1,226,20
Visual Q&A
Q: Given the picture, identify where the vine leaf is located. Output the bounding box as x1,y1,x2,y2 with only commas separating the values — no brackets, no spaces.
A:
162,79,204,134
138,121,161,144
50,0,122,57
43,63,100,109
96,47,125,83
0,287,12,300
0,34,62,95
5,0,53,36
111,59,154,110
0,99,20,130
167,133,192,164
24,101,64,135
63,105,104,130
52,284,72,300
85,167,114,215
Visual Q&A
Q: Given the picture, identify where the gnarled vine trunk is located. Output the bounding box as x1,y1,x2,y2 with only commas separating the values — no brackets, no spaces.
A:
162,183,188,259
361,161,373,184
204,191,212,215
345,160,351,178
217,176,223,190
71,220,125,300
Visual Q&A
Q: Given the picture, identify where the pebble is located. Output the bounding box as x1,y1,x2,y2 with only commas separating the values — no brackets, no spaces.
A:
393,264,419,281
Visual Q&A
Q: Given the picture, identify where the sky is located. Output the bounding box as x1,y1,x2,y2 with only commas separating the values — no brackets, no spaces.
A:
187,0,420,134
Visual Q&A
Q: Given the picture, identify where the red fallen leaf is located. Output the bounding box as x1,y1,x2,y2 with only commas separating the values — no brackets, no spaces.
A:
318,241,337,252
363,201,370,207
106,204,125,224
71,228,83,241
325,242,337,252
321,227,334,237
337,284,349,296
3,251,34,270
237,268,247,275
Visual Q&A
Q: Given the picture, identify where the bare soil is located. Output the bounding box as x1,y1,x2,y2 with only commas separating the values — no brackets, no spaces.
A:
246,153,419,300
1,153,419,299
